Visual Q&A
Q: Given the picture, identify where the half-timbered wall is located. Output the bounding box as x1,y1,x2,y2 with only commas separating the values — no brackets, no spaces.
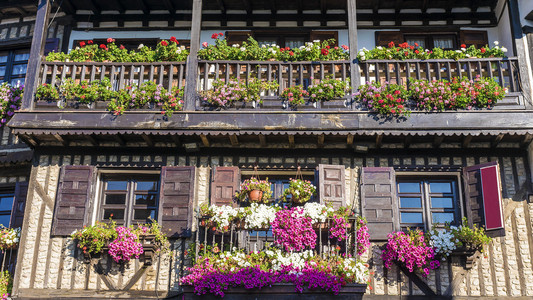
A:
12,145,533,298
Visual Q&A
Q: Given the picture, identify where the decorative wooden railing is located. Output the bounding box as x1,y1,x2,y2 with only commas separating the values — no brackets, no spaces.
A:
34,57,522,111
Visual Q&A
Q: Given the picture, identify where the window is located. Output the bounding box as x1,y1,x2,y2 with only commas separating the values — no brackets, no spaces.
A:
397,178,460,230
0,50,29,87
376,30,488,50
99,175,160,226
0,191,14,227
73,39,191,50
404,34,456,50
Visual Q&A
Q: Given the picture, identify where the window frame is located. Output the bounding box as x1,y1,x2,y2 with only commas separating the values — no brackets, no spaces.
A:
0,188,15,228
395,172,464,231
0,48,30,87
97,172,161,226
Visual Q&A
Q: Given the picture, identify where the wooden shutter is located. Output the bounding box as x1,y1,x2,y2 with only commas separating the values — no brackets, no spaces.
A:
318,164,346,209
211,166,240,207
225,31,252,46
463,162,505,237
159,166,195,238
310,31,339,46
375,31,404,47
459,30,489,48
360,167,399,241
51,166,95,236
10,182,28,229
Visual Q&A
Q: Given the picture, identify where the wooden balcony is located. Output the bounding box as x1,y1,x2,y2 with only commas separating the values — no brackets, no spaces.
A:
33,57,523,112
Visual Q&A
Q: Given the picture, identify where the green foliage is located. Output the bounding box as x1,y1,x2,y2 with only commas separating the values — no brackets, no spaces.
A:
35,82,59,100
235,177,273,203
71,221,118,256
280,179,317,204
201,78,278,107
450,218,492,250
356,81,410,117
308,77,350,102
280,85,309,107
0,271,12,299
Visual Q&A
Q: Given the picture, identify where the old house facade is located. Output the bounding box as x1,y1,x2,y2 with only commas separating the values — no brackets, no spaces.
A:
1,0,533,298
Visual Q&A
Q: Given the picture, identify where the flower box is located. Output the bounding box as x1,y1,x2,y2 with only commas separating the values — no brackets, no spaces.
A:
82,234,158,265
450,244,480,269
181,283,367,300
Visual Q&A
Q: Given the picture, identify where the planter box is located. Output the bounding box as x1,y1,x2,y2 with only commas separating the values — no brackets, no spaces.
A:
82,234,158,265
182,283,367,300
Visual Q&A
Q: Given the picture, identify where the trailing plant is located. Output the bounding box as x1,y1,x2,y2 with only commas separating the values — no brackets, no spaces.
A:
0,227,20,250
0,271,12,300
234,177,273,203
382,229,440,277
280,86,309,107
70,221,118,256
355,217,370,256
108,226,144,263
355,81,410,117
35,82,59,100
0,83,22,127
357,41,507,61
280,179,317,203
329,216,348,241
308,77,351,102
272,207,317,252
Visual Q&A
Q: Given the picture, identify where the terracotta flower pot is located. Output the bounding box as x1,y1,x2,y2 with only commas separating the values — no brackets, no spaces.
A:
247,189,263,202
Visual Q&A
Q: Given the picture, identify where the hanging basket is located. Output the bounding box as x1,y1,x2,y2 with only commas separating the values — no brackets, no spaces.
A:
247,190,264,203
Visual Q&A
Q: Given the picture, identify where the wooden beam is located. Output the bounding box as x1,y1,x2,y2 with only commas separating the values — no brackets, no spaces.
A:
184,0,202,111
375,134,383,148
200,134,210,147
320,0,327,26
61,0,76,15
53,134,68,146
347,134,354,146
404,136,413,148
21,0,51,110
216,0,226,13
433,136,445,148
136,0,149,14
462,135,473,148
491,134,504,148
347,0,360,93
162,0,175,14
229,134,239,147
509,0,533,108
259,134,266,147
20,134,38,147
317,134,325,148
241,0,252,14
85,135,99,146
521,133,533,147
171,135,181,147
288,135,295,148
141,134,154,147
85,0,100,14
113,134,126,146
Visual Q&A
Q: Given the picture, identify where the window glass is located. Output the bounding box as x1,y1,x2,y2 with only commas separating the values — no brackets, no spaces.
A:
0,66,6,77
432,212,455,224
429,182,452,193
136,181,158,191
103,209,124,220
14,53,29,61
106,181,127,190
105,194,126,205
134,209,157,221
434,37,454,49
0,56,7,63
401,212,423,224
405,37,426,48
431,197,454,208
9,79,24,87
0,196,13,211
135,194,157,206
398,182,420,193
0,215,10,227
286,38,305,49
400,197,422,208
11,64,27,75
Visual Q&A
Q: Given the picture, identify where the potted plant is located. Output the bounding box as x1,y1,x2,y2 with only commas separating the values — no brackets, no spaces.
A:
235,177,273,203
280,178,316,204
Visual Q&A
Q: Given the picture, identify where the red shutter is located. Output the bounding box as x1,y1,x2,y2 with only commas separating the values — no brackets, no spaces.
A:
10,182,28,229
318,164,346,209
211,166,240,207
159,166,195,238
51,166,95,236
463,162,504,236
360,167,399,241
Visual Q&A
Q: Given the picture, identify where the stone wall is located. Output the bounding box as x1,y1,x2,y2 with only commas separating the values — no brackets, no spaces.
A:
11,148,533,298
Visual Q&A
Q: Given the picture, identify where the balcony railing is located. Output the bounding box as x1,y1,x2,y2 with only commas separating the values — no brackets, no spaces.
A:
34,57,522,111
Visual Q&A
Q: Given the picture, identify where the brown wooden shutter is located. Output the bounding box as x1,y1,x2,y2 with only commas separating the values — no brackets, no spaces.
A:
159,166,195,238
51,166,95,236
211,166,240,207
225,31,252,46
375,31,404,47
360,167,399,241
459,30,489,48
463,162,505,237
310,31,339,46
318,164,346,209
10,182,28,229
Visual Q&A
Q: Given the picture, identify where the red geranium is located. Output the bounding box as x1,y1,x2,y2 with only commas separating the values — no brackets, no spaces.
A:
211,33,218,39
388,41,395,48
79,41,86,47
87,40,93,45
219,32,223,37
161,40,168,46
99,44,107,50
480,48,486,53
107,38,115,43
170,36,178,43
119,45,125,50
321,48,329,56
289,51,294,56
461,44,466,48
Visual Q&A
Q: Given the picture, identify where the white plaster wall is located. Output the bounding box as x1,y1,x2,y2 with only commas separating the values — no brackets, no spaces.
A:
519,0,533,27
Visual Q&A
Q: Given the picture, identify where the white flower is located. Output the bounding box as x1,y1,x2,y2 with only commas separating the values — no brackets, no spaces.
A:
262,45,266,48
244,203,278,229
313,40,320,43
376,46,383,50
240,47,246,51
494,41,499,46
303,202,333,223
501,47,508,53
138,44,144,49
461,48,466,51
232,44,239,48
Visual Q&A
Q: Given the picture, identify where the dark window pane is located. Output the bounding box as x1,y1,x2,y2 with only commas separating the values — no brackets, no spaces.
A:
14,53,29,61
432,213,455,224
106,181,127,190
9,78,24,87
12,64,27,75
405,37,426,48
133,209,156,221
0,56,7,63
0,196,13,211
401,212,423,224
135,194,157,206
429,182,452,193
103,209,124,220
105,194,126,205
136,181,158,191
0,66,5,77
431,197,454,208
0,214,10,227
400,197,422,208
398,182,421,193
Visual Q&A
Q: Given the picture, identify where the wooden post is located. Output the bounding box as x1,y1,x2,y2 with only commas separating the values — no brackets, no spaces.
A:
508,0,533,108
347,0,360,98
184,0,203,111
20,0,51,111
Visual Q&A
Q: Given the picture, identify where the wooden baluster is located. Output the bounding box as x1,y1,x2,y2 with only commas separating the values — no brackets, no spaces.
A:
246,63,251,83
168,64,174,91
477,61,483,78
215,62,219,80
395,62,400,85
436,62,441,80
288,64,293,87
331,63,335,79
425,62,430,80
119,64,126,90
60,64,67,83
203,62,209,91
236,63,240,80
41,64,48,85
363,62,369,83
100,65,106,82
456,61,462,79
203,224,207,256
299,64,304,85
487,60,494,80
385,62,390,83
230,223,234,249
374,62,380,84
466,61,473,81
415,62,421,80
79,64,86,82
158,64,164,86
497,60,505,88
405,62,411,88
91,65,97,82
149,65,155,82
110,65,116,89
70,65,77,81
128,65,135,87
278,64,283,95
225,63,230,82
446,62,452,81
508,60,517,92
179,64,185,89
139,65,145,86
267,64,272,96
320,63,325,80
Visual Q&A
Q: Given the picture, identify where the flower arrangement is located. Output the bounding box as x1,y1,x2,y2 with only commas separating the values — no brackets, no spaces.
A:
271,207,317,252
308,77,351,102
202,78,278,107
235,177,273,203
0,83,22,127
181,248,368,297
427,218,492,258
329,216,348,241
70,220,170,262
0,227,20,250
280,86,309,107
280,179,317,203
244,203,280,230
35,83,59,100
199,35,349,61
46,37,189,62
199,204,243,232
357,41,506,61
355,81,410,116
382,229,440,277
302,202,334,223
355,217,370,256
0,271,12,300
